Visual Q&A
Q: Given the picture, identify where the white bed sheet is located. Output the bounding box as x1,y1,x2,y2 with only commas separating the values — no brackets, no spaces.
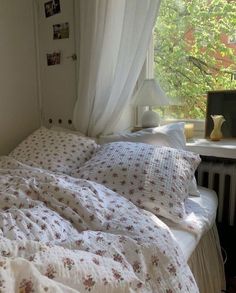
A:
168,186,218,260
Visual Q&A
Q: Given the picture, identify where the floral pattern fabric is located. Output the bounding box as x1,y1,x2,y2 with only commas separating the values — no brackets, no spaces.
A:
10,127,98,175
0,156,199,293
71,142,201,222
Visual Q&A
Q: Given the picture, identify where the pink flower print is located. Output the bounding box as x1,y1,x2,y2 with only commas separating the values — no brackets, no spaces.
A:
132,261,141,273
118,236,127,243
0,278,5,289
83,275,95,291
19,279,34,293
95,250,106,256
75,239,84,246
41,224,47,230
54,232,61,239
1,251,10,257
145,273,151,282
102,278,108,285
136,282,143,289
28,255,35,262
112,268,124,282
153,207,160,213
168,264,177,276
151,255,159,267
63,257,75,270
105,214,113,220
92,258,99,265
45,264,56,279
96,236,103,242
113,254,124,264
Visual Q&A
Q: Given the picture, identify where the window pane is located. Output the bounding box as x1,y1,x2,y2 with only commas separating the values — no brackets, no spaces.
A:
154,0,236,119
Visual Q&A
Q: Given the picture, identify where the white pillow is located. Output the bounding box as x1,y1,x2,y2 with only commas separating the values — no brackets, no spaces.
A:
71,142,201,223
99,123,199,196
50,126,85,137
10,127,98,175
99,123,186,147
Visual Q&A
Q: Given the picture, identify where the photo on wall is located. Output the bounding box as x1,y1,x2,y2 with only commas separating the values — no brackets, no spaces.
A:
47,51,61,66
44,0,61,18
53,22,69,40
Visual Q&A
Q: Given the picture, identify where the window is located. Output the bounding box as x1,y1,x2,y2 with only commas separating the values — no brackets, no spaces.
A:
152,0,236,121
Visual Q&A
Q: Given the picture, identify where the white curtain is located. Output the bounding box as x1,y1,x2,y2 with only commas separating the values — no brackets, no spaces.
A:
73,0,160,137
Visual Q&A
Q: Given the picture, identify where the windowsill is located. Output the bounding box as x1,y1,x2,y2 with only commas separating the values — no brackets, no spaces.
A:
161,118,205,138
186,138,236,159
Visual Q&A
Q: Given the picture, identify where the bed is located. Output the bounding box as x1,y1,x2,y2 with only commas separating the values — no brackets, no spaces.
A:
167,187,225,292
0,125,225,292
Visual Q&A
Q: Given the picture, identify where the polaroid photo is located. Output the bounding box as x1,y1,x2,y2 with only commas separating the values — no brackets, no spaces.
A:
47,51,61,66
44,0,61,18
53,22,69,40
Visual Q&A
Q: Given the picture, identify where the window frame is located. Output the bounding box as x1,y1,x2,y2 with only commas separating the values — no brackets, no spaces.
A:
144,35,205,138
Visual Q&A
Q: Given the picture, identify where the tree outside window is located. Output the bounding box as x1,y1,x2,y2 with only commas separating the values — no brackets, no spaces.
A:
154,0,236,119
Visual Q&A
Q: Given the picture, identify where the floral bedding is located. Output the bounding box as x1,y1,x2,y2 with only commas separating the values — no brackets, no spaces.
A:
10,127,98,175
0,156,199,293
72,142,201,223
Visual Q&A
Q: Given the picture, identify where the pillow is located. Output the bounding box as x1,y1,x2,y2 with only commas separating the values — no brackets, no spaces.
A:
71,142,201,223
10,127,98,175
98,123,186,148
99,123,199,196
50,126,85,137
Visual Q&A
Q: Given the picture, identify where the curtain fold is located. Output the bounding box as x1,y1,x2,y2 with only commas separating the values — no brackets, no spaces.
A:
73,0,160,137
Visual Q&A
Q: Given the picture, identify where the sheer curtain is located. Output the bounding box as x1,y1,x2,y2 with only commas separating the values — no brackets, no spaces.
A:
73,0,160,137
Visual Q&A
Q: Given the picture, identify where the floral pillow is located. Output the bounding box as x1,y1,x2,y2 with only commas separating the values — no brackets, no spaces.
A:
10,127,98,175
71,142,201,222
99,123,200,196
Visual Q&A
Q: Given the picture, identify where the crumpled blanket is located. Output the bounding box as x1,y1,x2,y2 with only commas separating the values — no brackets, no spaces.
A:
0,156,199,292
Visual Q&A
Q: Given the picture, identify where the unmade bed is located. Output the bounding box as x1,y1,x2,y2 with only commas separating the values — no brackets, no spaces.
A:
167,187,225,292
0,125,226,292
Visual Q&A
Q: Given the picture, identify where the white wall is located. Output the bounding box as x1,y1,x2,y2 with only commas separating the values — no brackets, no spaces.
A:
36,0,135,134
37,0,77,129
0,0,40,155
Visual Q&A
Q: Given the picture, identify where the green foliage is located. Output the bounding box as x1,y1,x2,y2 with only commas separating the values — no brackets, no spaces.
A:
154,0,236,119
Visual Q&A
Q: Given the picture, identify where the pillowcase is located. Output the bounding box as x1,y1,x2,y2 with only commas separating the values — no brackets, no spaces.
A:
98,123,186,148
50,126,86,137
10,127,98,175
99,123,199,196
71,142,201,223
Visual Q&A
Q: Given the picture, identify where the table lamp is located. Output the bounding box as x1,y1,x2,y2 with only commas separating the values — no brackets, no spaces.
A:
134,79,169,127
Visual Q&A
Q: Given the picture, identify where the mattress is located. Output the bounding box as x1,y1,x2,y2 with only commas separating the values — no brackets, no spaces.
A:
168,186,218,260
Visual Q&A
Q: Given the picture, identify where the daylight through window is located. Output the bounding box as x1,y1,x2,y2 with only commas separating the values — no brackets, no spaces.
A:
153,0,236,120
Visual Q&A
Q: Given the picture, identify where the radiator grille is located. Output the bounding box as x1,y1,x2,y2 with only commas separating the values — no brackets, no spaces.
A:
197,162,236,226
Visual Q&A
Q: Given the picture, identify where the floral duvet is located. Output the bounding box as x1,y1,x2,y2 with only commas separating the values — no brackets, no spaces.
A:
0,156,199,293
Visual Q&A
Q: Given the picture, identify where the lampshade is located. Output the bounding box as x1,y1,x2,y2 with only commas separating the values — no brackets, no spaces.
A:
134,79,169,128
134,79,169,107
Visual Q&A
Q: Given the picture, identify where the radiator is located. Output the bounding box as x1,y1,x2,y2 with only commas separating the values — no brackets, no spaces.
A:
197,161,236,226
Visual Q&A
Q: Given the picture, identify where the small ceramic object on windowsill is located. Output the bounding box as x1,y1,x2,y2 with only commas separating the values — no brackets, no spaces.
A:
210,115,225,141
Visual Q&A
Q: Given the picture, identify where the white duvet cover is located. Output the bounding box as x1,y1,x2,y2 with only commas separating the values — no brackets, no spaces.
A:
0,156,199,293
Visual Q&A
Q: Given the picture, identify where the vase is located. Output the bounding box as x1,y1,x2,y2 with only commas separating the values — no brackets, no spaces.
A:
210,115,225,141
